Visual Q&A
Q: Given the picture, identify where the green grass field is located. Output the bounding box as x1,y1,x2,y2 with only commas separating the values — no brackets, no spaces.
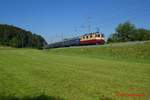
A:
0,42,150,100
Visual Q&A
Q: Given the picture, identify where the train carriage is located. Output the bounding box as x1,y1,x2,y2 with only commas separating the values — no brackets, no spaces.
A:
46,32,105,48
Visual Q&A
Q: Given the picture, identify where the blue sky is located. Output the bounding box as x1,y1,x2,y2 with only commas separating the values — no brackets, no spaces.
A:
0,0,150,43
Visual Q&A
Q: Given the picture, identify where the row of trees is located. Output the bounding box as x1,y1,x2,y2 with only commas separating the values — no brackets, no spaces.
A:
0,24,47,49
107,21,150,43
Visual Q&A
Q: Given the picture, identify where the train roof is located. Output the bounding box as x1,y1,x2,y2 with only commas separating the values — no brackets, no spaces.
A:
48,37,80,44
62,37,80,41
82,32,104,36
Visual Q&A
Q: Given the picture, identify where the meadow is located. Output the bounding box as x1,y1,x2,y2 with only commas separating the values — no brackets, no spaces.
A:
0,42,150,100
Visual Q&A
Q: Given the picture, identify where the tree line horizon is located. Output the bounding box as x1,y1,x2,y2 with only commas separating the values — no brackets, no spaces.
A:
0,21,150,49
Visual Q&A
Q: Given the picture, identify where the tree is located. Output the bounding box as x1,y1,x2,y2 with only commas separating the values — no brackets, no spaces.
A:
10,36,22,47
0,24,47,49
115,21,137,41
135,28,150,41
107,21,150,43
107,33,121,43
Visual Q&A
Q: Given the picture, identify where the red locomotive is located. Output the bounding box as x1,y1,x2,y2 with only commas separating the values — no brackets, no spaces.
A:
80,33,105,45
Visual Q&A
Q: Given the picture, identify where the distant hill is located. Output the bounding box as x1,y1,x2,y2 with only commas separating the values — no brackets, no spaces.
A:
0,24,47,49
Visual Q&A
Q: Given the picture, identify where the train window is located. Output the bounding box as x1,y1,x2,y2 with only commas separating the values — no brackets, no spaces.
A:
97,34,100,37
101,34,104,37
83,36,85,39
86,36,88,39
90,35,92,38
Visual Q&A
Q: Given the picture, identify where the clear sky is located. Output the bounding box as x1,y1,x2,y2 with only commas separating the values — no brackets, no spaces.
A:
0,0,150,43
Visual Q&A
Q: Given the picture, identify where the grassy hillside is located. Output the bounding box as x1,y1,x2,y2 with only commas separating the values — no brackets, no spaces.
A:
0,42,150,100
47,41,150,63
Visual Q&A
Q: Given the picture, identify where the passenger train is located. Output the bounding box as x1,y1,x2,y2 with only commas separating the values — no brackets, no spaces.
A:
45,32,105,48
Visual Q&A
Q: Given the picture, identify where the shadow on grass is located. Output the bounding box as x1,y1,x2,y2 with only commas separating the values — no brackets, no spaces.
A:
0,94,115,100
0,94,64,100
